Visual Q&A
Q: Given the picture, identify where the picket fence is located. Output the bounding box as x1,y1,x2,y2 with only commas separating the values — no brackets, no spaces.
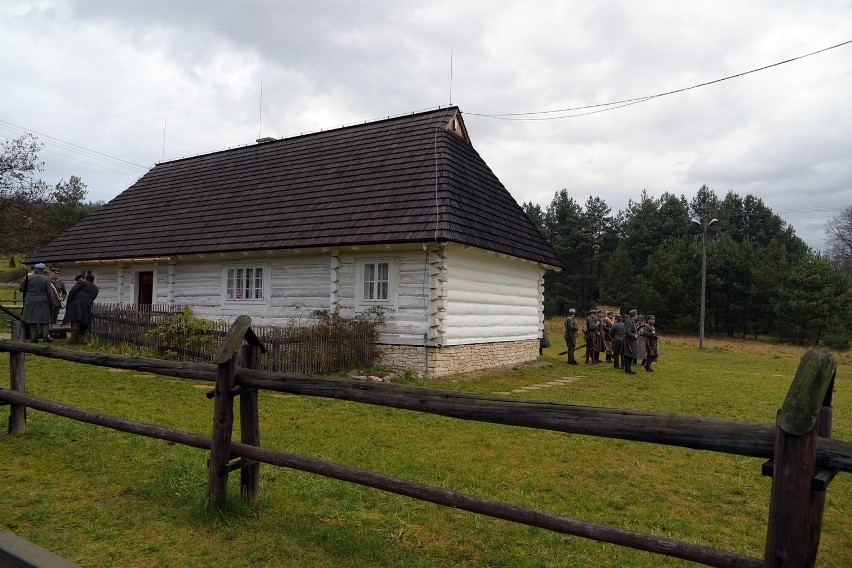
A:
89,303,377,374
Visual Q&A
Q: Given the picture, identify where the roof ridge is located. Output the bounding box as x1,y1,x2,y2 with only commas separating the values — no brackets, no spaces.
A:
155,106,461,167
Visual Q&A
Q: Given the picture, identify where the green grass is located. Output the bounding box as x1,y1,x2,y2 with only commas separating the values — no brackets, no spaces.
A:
1,332,850,567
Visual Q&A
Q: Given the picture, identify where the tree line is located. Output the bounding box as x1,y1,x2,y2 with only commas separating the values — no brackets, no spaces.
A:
1,134,101,260
524,186,852,349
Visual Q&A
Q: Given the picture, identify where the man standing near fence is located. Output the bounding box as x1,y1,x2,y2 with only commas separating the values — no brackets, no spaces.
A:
63,274,99,344
19,263,58,343
49,268,67,325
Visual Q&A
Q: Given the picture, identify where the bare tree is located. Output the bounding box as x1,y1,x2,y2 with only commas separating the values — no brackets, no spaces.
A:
1,134,51,256
825,205,852,279
1,133,49,200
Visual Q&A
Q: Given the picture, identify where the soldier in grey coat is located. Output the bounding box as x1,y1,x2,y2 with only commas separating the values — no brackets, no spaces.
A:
19,263,58,342
564,308,579,365
48,267,67,324
63,274,99,344
636,314,648,363
610,314,626,369
622,309,638,375
642,315,659,372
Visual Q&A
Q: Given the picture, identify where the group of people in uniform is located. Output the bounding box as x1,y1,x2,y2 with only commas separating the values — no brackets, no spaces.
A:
563,308,659,374
18,263,99,343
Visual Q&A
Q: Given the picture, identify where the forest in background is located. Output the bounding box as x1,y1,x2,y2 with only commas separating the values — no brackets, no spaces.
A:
523,185,852,349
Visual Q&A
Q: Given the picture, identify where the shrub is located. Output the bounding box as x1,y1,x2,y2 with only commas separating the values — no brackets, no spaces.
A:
141,307,221,360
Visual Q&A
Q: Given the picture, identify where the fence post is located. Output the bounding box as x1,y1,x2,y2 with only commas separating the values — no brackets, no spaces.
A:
206,316,252,512
8,320,27,434
764,350,836,567
240,342,262,501
207,353,237,512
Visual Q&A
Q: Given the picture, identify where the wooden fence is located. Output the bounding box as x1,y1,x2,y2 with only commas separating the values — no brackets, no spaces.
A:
2,318,851,567
89,303,377,373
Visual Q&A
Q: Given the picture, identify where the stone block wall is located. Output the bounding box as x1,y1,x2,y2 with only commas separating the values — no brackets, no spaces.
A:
379,339,540,377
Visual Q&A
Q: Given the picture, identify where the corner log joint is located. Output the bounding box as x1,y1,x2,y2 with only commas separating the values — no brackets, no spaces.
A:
760,460,838,491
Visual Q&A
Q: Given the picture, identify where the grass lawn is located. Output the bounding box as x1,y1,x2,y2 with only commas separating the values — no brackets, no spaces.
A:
1,327,850,567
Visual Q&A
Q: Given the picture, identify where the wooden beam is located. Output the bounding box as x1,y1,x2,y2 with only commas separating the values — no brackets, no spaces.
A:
212,315,252,364
764,351,837,567
240,344,262,501
0,530,81,568
2,340,850,473
207,354,237,511
0,389,762,568
8,321,26,435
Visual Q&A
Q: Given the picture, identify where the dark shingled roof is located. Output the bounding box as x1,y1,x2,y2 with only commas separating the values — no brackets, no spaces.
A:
32,107,561,267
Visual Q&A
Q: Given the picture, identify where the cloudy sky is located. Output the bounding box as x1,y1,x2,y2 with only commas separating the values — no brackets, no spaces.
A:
2,0,850,250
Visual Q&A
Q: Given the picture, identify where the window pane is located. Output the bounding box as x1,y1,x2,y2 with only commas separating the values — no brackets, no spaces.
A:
364,263,375,300
360,261,391,302
255,268,263,299
226,266,264,301
377,263,389,299
227,268,235,300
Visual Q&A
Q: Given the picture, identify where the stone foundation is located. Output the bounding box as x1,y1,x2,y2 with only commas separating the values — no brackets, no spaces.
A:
379,339,540,377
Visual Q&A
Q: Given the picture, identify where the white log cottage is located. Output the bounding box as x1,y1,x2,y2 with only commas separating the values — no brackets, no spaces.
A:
31,107,562,376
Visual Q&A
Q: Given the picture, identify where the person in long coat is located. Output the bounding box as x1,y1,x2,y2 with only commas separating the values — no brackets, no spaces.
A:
63,274,99,343
19,263,58,342
622,309,638,375
585,311,600,364
636,314,648,364
564,308,579,365
48,267,67,324
610,314,626,369
641,315,659,372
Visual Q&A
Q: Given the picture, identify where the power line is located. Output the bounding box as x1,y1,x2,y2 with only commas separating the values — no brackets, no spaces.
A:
467,39,852,121
39,147,145,177
0,119,148,172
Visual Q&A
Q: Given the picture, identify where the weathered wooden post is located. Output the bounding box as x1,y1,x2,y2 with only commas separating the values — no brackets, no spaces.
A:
8,320,27,434
239,329,265,502
764,350,836,567
207,316,252,512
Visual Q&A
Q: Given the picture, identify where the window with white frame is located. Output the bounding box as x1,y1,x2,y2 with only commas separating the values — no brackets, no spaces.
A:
224,266,265,302
357,259,396,307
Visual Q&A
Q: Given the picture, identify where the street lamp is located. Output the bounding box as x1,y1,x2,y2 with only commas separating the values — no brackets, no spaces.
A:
692,217,717,349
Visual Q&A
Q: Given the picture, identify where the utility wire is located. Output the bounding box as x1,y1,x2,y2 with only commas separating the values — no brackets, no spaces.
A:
38,147,145,177
467,39,852,121
0,119,148,172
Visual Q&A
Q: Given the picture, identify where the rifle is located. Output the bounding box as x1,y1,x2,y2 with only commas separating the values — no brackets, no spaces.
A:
558,343,589,356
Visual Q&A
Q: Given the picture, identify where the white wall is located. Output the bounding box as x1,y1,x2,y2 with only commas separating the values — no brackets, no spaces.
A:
443,245,544,344
67,243,548,348
337,248,431,345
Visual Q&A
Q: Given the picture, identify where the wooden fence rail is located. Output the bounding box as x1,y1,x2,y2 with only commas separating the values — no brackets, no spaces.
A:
1,319,849,567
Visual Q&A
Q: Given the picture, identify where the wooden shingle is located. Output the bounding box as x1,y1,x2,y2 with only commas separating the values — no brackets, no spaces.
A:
32,107,561,267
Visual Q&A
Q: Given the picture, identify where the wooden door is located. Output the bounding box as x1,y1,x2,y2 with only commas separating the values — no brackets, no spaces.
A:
137,271,154,305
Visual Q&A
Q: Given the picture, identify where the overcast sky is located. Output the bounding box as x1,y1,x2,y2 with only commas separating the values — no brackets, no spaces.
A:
2,0,850,250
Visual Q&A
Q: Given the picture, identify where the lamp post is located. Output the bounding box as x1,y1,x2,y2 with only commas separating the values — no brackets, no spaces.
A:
692,217,717,349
